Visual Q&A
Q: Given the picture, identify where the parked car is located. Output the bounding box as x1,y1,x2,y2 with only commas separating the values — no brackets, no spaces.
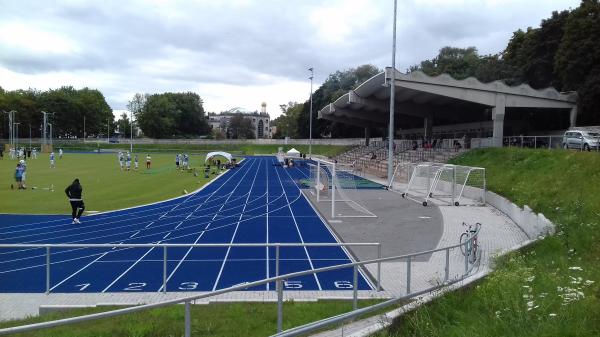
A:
562,130,600,151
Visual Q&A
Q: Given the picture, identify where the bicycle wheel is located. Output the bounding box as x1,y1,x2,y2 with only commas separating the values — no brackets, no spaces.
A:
459,232,470,256
470,240,479,263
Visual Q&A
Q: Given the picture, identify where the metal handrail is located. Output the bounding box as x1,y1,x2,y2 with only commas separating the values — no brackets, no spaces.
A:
0,242,382,294
0,227,480,336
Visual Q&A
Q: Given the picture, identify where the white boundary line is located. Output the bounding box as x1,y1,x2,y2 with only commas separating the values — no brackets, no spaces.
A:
211,158,262,291
273,157,322,290
159,158,260,292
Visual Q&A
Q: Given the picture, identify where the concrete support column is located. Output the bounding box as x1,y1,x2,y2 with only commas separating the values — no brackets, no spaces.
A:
424,114,433,140
570,106,578,127
492,94,506,147
365,127,371,146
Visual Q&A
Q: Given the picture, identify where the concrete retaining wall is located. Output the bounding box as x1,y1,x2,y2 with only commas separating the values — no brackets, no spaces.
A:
483,191,554,239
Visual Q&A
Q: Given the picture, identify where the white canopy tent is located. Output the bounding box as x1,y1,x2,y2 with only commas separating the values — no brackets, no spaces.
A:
286,148,300,157
205,151,233,163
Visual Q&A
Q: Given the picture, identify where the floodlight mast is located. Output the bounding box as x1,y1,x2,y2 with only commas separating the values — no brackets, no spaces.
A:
309,67,314,158
387,0,398,188
3,110,16,150
14,122,20,151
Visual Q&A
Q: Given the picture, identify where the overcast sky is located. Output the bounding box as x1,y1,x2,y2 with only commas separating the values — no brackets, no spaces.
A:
0,0,581,118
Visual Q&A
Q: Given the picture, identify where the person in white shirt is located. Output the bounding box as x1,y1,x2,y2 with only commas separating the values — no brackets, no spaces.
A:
50,152,55,168
125,152,131,171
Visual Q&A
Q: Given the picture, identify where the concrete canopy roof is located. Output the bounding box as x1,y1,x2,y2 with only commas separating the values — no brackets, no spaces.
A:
318,68,578,128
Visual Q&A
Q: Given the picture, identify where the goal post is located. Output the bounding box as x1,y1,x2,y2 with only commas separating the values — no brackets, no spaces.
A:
402,163,486,206
308,158,377,218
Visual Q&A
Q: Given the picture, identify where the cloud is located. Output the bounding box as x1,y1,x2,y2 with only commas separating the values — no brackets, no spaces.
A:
0,0,582,116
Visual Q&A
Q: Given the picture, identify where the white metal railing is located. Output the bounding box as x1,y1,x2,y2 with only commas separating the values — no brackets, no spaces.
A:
0,242,382,294
0,228,480,336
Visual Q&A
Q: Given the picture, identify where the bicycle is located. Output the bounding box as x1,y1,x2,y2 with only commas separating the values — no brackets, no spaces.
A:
459,222,481,263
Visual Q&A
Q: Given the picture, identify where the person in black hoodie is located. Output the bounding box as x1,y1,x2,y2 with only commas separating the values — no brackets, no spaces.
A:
65,178,85,224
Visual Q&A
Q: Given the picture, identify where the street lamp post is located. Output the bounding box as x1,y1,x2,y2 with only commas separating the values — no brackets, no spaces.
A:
3,110,16,151
14,122,20,152
130,110,133,153
387,0,398,188
308,67,314,158
48,123,53,149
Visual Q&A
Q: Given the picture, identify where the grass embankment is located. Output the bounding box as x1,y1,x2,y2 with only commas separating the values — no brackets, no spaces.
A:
0,300,384,337
376,148,600,337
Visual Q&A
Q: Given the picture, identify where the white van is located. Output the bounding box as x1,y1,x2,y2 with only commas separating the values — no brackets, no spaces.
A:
562,129,600,151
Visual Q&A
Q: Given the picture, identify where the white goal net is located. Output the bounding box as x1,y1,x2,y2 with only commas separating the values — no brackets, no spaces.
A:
402,163,486,206
308,159,377,218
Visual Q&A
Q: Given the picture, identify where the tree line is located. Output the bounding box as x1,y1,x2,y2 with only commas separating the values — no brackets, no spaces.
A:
0,86,113,140
411,0,600,125
127,92,210,138
276,0,599,138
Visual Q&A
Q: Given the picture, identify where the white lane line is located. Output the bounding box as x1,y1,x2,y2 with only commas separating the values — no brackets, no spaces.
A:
110,160,257,293
273,158,322,290
211,158,262,291
265,158,270,291
56,163,250,293
130,231,140,238
48,250,112,292
101,241,162,292
162,232,171,239
145,222,154,229
158,158,260,292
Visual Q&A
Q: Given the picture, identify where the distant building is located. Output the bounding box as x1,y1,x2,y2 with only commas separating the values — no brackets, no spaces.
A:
208,103,272,139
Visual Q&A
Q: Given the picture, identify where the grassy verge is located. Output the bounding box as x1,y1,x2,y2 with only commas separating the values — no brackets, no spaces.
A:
374,148,600,337
0,300,386,337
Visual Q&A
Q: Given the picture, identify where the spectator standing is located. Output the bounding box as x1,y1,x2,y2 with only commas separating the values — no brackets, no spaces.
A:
65,178,85,224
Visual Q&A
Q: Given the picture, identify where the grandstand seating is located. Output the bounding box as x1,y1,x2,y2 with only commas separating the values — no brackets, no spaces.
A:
334,139,467,179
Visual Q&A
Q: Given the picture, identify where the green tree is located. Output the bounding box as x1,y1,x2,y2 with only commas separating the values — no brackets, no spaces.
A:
410,47,482,80
116,112,132,138
296,64,380,138
555,0,600,124
133,92,209,138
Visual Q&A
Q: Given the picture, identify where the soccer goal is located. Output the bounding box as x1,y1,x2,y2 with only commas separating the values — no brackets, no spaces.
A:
308,158,377,218
402,163,486,206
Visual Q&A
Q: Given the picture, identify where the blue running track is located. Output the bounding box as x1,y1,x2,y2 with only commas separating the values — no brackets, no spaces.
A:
0,156,373,293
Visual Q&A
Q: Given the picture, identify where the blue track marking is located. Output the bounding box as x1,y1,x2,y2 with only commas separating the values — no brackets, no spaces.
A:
0,156,373,293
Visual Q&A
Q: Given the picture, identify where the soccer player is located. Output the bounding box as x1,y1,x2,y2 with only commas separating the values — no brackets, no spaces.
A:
20,159,27,189
65,178,85,224
59,148,63,159
32,148,37,159
146,154,151,169
14,162,24,189
118,151,124,170
50,151,55,168
183,153,189,170
134,154,139,170
125,152,131,171
175,154,180,170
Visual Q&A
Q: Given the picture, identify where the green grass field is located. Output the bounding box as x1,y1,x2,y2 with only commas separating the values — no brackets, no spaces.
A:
0,152,222,214
376,148,600,337
0,300,387,337
0,144,352,214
